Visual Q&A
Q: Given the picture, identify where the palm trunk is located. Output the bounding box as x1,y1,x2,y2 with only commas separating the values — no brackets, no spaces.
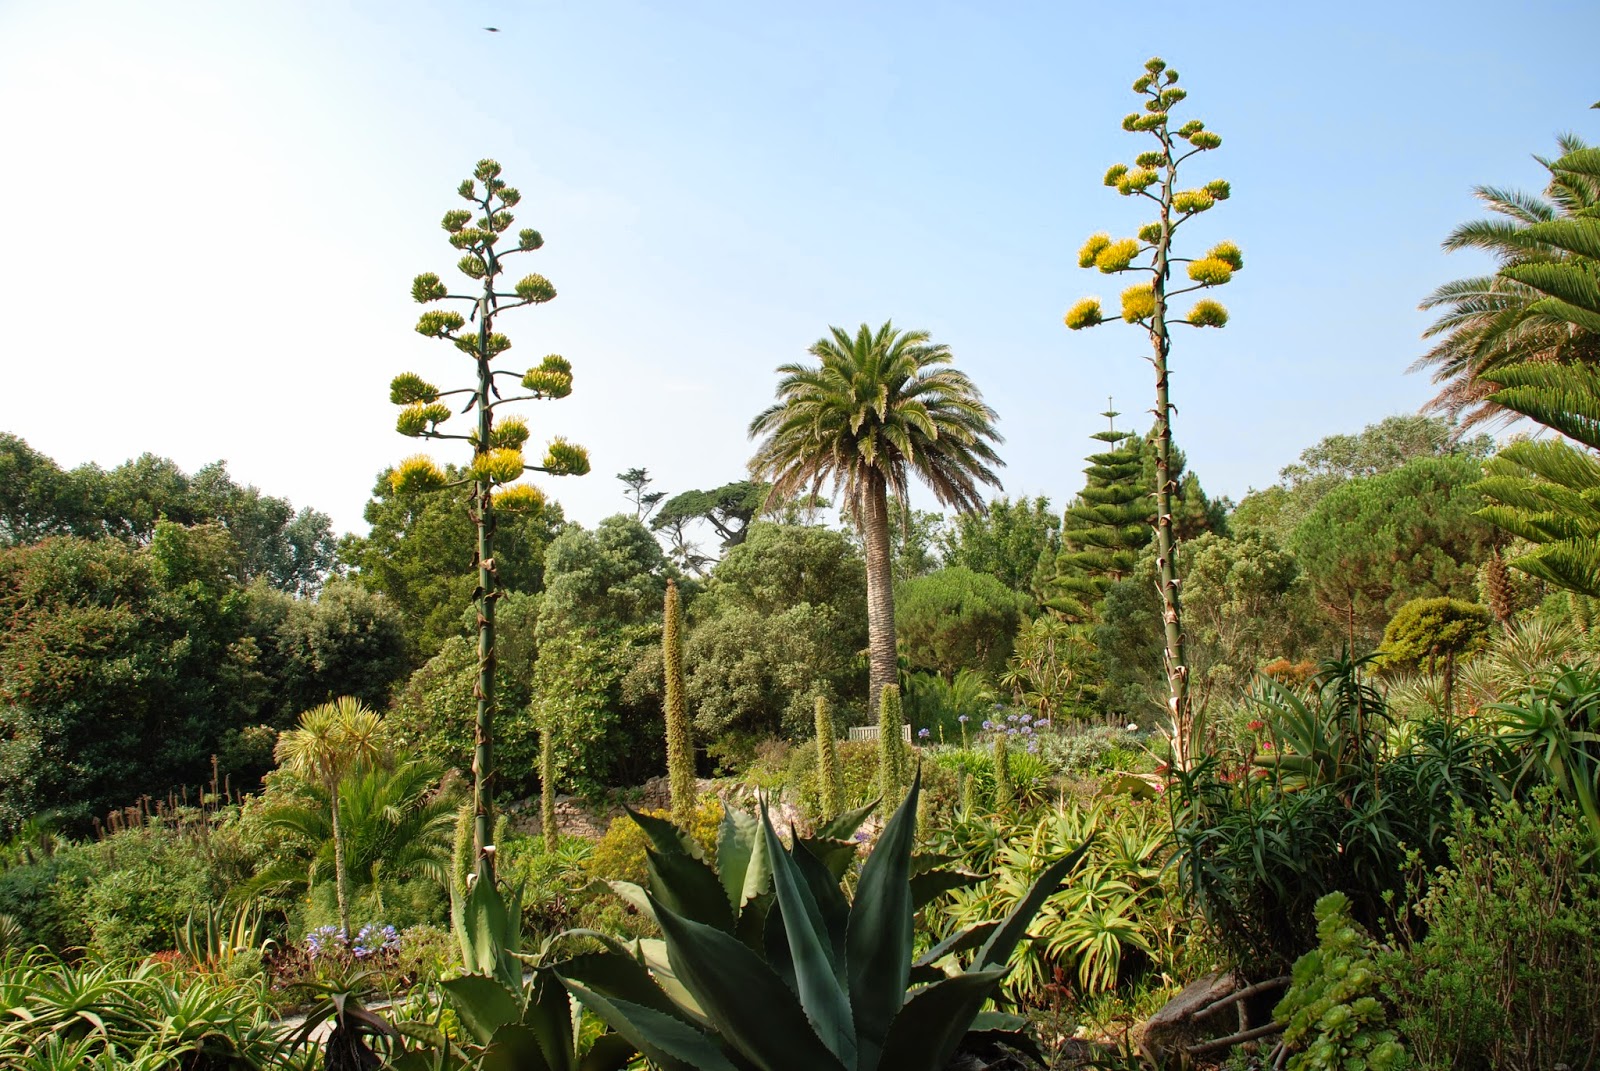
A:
860,473,898,716
331,788,351,938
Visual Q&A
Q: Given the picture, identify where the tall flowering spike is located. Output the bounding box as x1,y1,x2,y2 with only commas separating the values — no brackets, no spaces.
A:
815,694,843,819
388,163,588,884
663,580,695,826
1062,60,1234,772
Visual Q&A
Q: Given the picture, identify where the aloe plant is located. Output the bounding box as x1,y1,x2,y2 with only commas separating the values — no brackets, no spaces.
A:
557,774,1091,1071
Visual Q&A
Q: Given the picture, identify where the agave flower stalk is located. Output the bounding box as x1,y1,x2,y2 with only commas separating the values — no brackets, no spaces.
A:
387,159,590,884
1064,59,1240,770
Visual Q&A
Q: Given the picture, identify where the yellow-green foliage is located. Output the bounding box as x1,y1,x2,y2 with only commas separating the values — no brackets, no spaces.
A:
582,798,724,889
788,740,882,824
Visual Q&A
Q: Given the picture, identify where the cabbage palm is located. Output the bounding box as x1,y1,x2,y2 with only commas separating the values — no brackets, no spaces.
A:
1413,136,1600,429
273,697,384,937
749,322,1003,710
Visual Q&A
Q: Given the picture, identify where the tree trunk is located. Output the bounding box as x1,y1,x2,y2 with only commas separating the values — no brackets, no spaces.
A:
331,788,351,938
860,473,898,716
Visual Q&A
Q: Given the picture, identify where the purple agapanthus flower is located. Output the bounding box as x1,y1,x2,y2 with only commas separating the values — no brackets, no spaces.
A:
917,728,930,739
957,715,969,724
982,720,994,731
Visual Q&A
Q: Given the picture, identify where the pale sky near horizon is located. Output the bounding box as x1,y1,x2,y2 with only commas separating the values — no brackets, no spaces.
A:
2,1,1597,538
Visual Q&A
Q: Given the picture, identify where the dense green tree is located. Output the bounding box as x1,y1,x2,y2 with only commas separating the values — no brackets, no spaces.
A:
895,567,1029,679
937,495,1060,598
1063,58,1239,767
341,466,566,660
251,578,409,723
1233,416,1494,546
538,515,669,635
1377,597,1493,711
0,436,336,594
1413,136,1600,428
383,159,590,884
0,529,271,832
749,322,1003,713
1292,456,1496,651
651,480,768,569
1048,408,1149,621
685,523,866,745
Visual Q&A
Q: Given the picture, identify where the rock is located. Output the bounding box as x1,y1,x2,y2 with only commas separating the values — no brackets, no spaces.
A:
1135,971,1238,1066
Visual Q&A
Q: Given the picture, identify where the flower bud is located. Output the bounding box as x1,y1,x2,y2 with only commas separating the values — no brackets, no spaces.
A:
1186,299,1229,327
1138,222,1164,244
1189,131,1222,150
391,455,446,495
1207,241,1243,270
499,187,521,207
1172,189,1216,215
474,158,503,181
458,254,487,279
457,180,475,199
489,415,530,450
416,310,465,338
1135,151,1167,169
542,438,591,477
411,273,449,303
514,273,557,303
389,372,440,405
471,447,526,485
1205,179,1231,201
1095,238,1140,273
493,483,547,512
1186,256,1233,284
441,209,472,233
1103,163,1129,187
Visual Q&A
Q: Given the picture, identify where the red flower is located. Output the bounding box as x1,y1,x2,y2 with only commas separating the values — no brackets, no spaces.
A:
1246,720,1265,732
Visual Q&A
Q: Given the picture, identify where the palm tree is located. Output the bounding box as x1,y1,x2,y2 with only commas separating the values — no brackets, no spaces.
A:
273,697,385,937
1412,135,1600,429
749,322,1003,711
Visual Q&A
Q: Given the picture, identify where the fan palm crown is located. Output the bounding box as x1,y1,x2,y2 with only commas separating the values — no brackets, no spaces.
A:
749,321,1003,711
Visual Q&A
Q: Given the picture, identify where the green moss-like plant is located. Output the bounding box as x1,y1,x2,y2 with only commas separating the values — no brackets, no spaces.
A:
877,684,908,807
663,579,695,827
815,693,844,820
1275,892,1406,1071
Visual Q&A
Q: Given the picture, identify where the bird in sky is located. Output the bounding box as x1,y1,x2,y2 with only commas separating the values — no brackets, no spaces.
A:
484,26,499,32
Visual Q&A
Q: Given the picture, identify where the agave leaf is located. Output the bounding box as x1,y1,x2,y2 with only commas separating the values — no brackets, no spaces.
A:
763,899,798,995
846,771,920,1071
914,921,1000,970
579,1032,640,1071
761,800,856,1065
716,804,771,910
735,890,774,952
645,847,736,933
653,901,848,1071
973,841,1093,972
636,939,706,1021
480,1023,557,1071
794,834,860,882
561,979,737,1071
518,971,576,1070
606,881,657,925
440,975,523,1045
555,950,696,1025
909,868,982,910
818,798,880,841
871,968,1008,1071
791,835,850,972
626,806,707,862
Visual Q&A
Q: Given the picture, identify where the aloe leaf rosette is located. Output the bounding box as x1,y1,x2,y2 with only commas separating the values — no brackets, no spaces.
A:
557,773,1092,1071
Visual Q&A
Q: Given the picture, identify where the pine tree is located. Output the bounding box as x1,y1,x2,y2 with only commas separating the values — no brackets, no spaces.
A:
663,579,695,826
1048,403,1149,621
814,694,843,820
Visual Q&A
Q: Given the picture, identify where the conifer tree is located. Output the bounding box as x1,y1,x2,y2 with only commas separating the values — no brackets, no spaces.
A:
1048,403,1148,621
814,693,844,820
663,579,695,826
1063,59,1240,770
385,159,590,883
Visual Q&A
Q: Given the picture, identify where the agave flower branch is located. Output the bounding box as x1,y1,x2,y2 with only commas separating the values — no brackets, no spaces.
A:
386,159,590,885
1063,58,1241,770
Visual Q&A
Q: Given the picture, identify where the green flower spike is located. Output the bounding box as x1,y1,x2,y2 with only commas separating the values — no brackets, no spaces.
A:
541,438,591,477
389,372,439,406
1187,299,1229,327
1120,283,1156,322
1078,233,1112,268
1064,298,1104,330
391,455,446,495
1095,238,1141,273
441,210,472,233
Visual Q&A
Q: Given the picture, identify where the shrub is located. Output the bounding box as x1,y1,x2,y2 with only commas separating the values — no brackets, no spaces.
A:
582,798,724,889
1386,790,1600,1071
787,739,881,823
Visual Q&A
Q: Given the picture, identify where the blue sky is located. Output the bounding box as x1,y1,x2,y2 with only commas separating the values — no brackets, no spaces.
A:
2,0,1597,536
